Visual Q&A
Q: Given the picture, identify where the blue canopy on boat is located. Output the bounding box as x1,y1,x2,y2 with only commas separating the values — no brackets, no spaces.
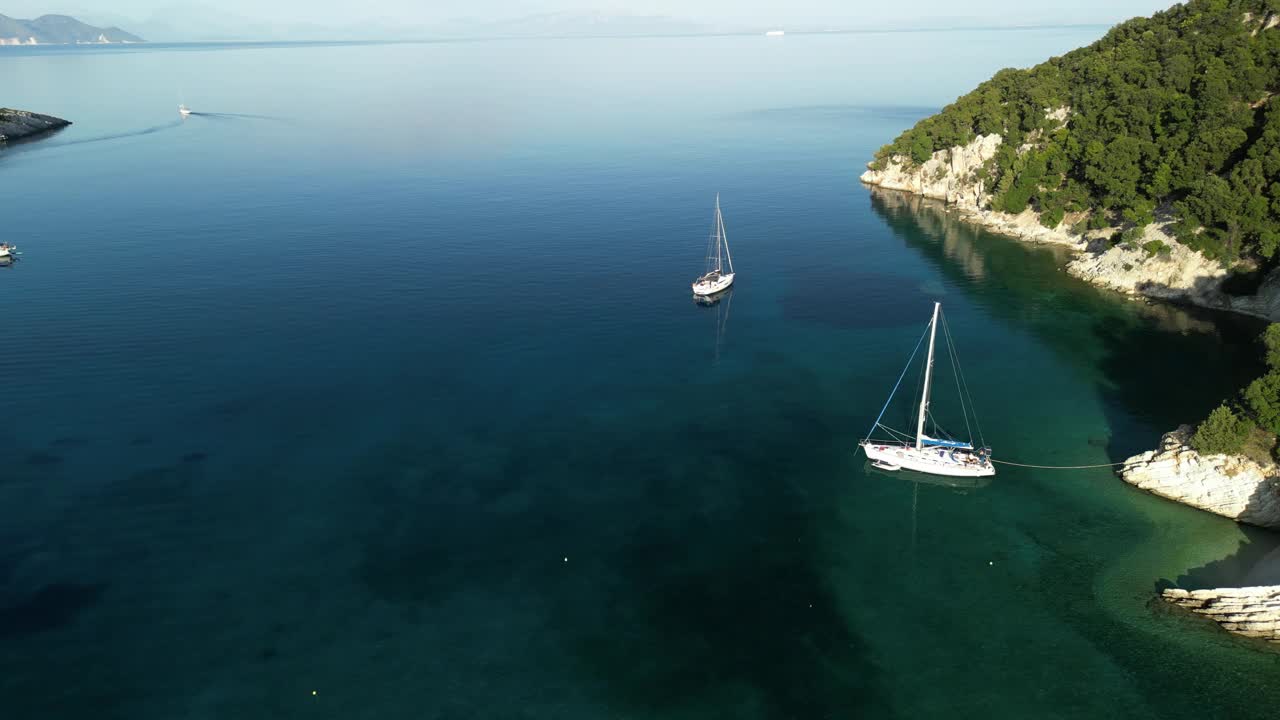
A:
920,436,974,449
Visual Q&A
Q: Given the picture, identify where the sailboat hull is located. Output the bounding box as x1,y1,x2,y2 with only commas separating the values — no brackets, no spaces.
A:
692,272,734,296
861,441,995,478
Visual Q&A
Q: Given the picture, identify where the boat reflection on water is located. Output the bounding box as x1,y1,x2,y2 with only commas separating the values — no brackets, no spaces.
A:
864,459,992,490
693,287,733,364
864,459,992,558
692,287,732,307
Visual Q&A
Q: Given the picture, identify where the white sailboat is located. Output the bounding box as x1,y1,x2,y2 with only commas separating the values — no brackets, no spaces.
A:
692,194,735,296
179,104,192,117
860,302,995,478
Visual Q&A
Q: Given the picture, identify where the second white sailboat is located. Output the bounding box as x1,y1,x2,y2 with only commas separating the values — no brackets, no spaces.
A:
692,194,735,296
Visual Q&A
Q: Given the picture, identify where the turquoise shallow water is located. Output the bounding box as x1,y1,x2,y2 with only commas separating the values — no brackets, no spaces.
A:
2,32,1280,718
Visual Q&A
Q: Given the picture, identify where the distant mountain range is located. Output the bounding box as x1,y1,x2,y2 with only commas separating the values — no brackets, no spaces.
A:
76,7,718,43
0,13,143,44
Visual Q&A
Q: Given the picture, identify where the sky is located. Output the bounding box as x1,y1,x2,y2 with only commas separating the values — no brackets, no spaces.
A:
0,1,1182,37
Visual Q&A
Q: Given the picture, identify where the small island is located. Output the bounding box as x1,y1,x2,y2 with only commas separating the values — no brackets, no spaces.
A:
0,13,142,45
0,108,71,143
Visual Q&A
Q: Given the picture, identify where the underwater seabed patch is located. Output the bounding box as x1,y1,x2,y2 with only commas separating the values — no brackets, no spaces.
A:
1093,481,1280,655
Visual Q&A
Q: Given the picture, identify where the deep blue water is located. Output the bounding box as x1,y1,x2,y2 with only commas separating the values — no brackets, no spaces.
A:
2,33,1280,719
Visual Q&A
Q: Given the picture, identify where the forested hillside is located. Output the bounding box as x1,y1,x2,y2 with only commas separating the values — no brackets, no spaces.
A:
871,0,1280,261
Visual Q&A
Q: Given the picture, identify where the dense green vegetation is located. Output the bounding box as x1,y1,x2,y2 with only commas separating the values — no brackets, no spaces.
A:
872,0,1280,260
1191,323,1280,457
1243,323,1280,430
1190,403,1255,454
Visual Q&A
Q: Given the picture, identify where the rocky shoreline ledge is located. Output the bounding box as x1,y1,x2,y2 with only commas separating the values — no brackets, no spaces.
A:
1162,586,1280,644
1121,427,1280,643
0,108,71,143
1121,427,1280,530
860,133,1280,321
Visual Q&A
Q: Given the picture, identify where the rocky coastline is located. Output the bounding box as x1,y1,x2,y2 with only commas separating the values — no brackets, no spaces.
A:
860,133,1280,322
1162,586,1280,644
0,108,71,143
864,131,1280,645
1121,426,1280,530
1120,427,1280,643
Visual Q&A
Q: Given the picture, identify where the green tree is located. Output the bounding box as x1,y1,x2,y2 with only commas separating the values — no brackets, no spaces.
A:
1190,404,1255,455
1262,324,1280,369
1244,372,1280,433
909,134,934,164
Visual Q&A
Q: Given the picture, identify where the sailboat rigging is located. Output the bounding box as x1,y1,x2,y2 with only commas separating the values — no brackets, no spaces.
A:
860,302,995,478
692,194,735,296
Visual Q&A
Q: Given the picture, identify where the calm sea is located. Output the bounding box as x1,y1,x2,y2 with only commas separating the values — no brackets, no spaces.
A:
2,31,1279,719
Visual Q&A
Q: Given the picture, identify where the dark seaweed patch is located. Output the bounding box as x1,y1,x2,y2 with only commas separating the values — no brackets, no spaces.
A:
112,465,196,506
0,582,107,639
23,451,62,467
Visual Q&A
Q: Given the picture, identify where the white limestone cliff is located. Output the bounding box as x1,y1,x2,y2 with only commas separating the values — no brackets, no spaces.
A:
1120,426,1280,530
1162,585,1280,643
860,128,1280,321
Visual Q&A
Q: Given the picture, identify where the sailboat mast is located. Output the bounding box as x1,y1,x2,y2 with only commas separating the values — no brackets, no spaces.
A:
718,195,734,274
915,302,941,450
715,194,723,273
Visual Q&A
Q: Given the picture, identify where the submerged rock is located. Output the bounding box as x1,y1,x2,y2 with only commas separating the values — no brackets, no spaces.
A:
1162,585,1280,644
1120,426,1280,530
0,108,71,143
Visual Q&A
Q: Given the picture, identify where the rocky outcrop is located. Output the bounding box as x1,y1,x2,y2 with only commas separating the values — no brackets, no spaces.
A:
859,133,1002,210
0,109,71,143
1227,266,1280,319
1065,223,1230,306
860,130,1280,321
1162,585,1280,643
1121,426,1280,530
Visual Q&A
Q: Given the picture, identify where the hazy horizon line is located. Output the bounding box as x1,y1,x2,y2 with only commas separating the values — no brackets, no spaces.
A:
0,20,1115,46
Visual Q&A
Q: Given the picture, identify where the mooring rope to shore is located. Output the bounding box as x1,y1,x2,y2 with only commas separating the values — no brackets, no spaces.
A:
991,459,1141,470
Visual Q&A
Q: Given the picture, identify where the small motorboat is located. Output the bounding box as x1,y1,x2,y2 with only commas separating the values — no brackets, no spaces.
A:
179,104,192,117
870,460,901,471
0,242,16,265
